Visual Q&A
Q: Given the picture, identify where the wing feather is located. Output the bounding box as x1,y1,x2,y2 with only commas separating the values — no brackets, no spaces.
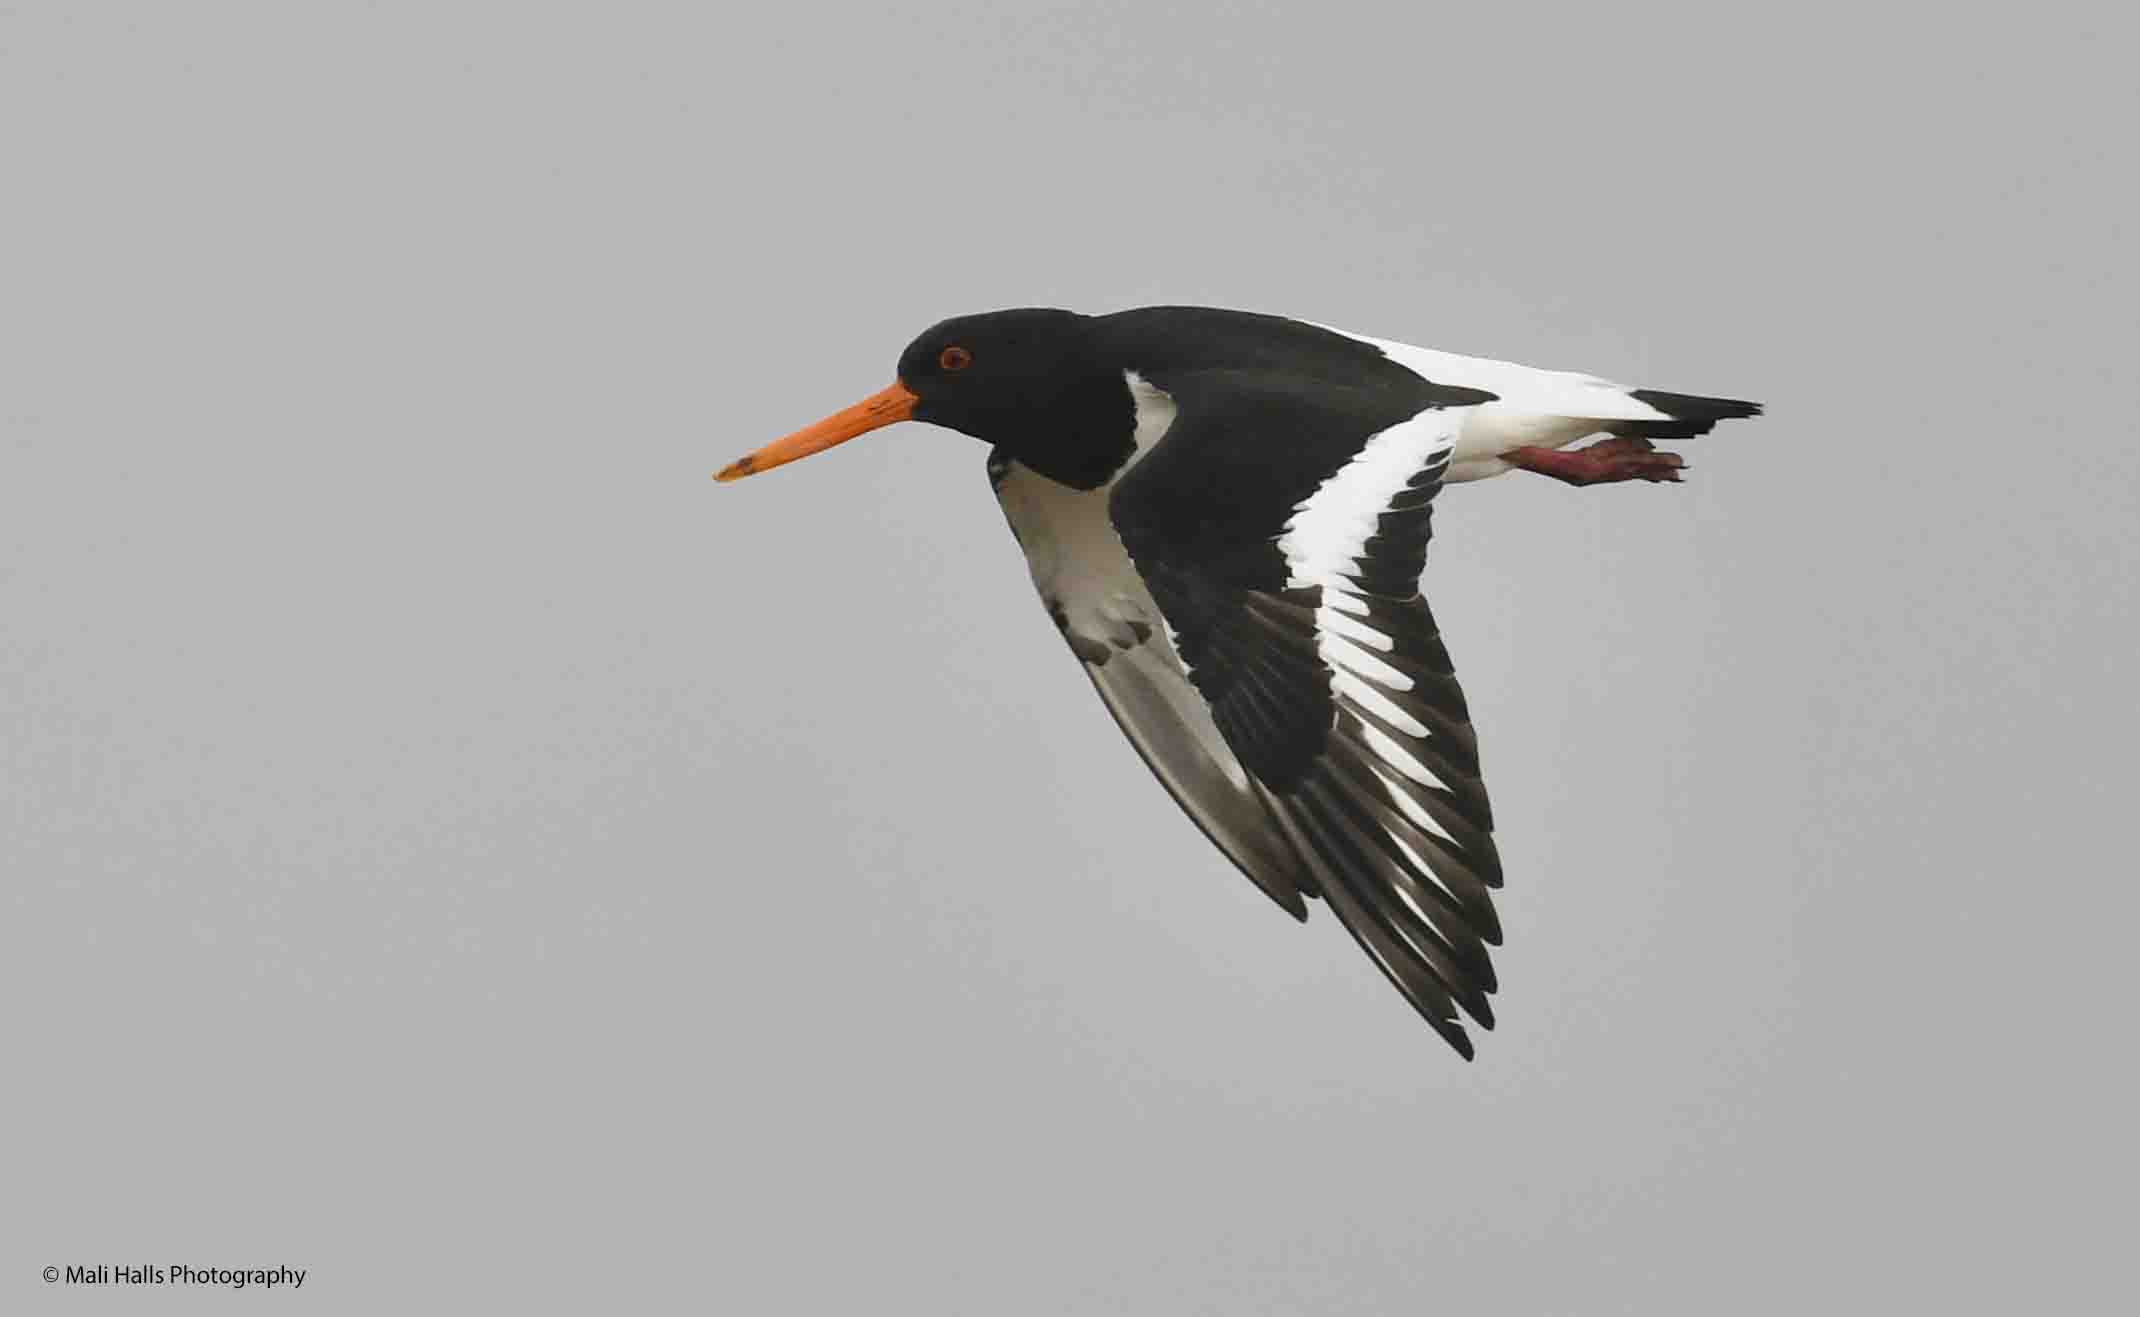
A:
1107,371,1509,1057
1078,629,1313,921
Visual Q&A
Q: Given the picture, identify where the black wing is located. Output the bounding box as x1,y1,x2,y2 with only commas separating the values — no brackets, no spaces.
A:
1109,370,1505,1058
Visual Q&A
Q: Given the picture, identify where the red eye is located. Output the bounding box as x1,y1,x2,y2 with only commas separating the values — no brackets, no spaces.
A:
939,345,972,372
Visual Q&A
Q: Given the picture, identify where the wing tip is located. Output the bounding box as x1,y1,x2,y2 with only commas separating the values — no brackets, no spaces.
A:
1433,1017,1478,1061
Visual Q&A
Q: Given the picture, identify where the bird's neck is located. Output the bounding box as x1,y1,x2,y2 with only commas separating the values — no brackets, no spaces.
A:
991,369,1141,491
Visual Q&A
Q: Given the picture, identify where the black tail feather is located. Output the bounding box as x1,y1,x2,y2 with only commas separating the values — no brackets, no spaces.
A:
1616,389,1765,440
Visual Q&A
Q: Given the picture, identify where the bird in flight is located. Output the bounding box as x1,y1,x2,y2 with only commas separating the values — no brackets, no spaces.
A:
718,306,1760,1058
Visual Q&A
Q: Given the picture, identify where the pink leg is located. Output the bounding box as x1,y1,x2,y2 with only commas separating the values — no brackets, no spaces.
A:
1505,436,1687,486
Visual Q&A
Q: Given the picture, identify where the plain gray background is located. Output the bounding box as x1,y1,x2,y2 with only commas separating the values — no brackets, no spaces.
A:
6,2,2134,1312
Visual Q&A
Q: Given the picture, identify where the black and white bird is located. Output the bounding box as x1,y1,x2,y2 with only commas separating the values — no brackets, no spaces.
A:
719,306,1760,1058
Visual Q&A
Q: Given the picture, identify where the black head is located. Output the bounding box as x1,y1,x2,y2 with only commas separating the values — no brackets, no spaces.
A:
719,307,1136,490
895,308,1091,430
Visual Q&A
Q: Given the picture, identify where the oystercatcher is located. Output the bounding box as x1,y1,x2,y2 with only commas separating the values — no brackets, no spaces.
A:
719,306,1761,1058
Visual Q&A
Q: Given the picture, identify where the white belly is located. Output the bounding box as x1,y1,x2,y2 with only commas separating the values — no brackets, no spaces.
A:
1444,404,1612,482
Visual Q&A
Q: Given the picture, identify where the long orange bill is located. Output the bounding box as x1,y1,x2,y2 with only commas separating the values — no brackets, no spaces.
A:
716,380,919,482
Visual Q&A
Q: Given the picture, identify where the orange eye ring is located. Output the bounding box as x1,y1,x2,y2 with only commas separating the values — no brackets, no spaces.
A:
939,345,972,372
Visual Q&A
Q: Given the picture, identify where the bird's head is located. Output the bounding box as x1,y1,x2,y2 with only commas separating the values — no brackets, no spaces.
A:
718,308,1137,489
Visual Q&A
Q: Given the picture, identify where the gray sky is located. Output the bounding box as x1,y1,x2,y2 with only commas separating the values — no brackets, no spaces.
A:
5,2,2134,1312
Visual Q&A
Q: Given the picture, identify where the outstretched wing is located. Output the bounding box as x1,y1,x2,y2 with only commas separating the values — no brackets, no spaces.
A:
1106,370,1506,1058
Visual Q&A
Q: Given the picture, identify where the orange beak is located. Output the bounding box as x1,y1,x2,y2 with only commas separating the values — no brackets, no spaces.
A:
716,381,919,482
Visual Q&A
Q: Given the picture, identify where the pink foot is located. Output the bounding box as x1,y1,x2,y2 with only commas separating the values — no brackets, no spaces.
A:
1505,437,1687,486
